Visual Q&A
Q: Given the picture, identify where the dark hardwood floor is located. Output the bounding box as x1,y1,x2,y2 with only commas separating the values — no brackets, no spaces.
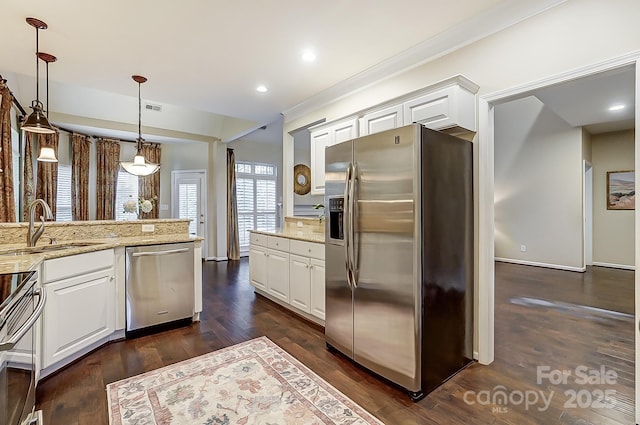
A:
36,259,635,424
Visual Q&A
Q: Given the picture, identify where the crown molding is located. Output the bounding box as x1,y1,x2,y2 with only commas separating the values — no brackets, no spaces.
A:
283,0,567,123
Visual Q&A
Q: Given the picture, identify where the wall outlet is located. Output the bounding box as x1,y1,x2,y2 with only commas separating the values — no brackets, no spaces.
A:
520,244,527,252
142,224,155,233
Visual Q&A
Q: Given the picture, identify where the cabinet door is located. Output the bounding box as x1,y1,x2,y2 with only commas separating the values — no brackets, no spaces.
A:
360,104,403,136
310,128,331,195
310,259,326,320
249,245,267,291
289,254,311,313
42,269,115,369
267,249,290,303
332,118,358,146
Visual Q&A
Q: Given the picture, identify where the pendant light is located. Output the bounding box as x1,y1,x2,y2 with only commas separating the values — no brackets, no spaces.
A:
120,75,160,176
22,17,56,135
36,52,58,162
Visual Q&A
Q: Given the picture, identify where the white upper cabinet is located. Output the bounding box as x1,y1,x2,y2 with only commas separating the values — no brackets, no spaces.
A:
403,84,476,132
307,76,478,195
359,104,403,136
309,117,358,195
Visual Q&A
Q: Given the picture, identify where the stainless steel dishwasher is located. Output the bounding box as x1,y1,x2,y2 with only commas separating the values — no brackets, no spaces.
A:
125,242,194,334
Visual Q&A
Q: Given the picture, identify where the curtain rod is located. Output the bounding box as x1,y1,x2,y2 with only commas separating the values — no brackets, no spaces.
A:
0,74,28,116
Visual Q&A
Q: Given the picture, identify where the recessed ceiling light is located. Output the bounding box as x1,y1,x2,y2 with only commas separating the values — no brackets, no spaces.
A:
256,85,268,93
302,50,316,62
609,104,625,111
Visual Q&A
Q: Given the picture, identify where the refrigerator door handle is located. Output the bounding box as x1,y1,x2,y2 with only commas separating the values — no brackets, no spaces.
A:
343,162,353,288
349,161,359,287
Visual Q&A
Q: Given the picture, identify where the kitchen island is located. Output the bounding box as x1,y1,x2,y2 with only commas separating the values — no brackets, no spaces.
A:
0,219,202,379
249,217,325,325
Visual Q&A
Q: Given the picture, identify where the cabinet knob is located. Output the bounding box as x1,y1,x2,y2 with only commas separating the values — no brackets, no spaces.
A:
309,265,314,269
308,249,311,252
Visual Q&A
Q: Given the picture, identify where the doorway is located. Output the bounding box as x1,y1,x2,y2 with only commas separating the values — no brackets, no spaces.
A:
479,57,639,423
172,170,207,259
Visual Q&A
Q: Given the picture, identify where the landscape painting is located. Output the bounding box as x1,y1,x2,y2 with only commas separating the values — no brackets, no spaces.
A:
607,170,635,210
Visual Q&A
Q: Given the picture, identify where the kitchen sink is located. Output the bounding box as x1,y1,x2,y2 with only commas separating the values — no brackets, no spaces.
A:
0,242,103,256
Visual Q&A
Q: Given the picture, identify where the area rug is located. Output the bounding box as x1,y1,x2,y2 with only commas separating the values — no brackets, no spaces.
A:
107,336,385,425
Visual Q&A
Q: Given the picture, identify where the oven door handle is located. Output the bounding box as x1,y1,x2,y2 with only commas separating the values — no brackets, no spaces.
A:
0,288,46,352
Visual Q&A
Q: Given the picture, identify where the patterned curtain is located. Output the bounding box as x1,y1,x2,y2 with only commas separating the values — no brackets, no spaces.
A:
0,80,16,222
36,133,59,218
138,143,161,219
23,133,36,221
96,138,120,220
227,148,240,260
71,133,91,220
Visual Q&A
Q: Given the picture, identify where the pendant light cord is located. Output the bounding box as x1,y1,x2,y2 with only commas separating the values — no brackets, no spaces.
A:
35,26,40,106
137,80,142,152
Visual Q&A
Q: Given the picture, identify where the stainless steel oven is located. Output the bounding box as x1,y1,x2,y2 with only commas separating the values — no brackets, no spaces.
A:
0,271,46,425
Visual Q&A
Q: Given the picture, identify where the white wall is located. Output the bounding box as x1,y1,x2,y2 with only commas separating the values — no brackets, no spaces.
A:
227,138,284,210
494,96,584,269
285,1,640,136
592,130,635,267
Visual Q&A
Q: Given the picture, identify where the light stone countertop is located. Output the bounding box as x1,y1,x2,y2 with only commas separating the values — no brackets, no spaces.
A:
0,234,203,274
249,229,325,244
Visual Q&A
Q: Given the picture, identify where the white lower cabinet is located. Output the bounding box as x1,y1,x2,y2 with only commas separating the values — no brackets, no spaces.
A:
249,233,325,322
266,248,290,302
249,244,267,291
289,254,312,313
41,250,115,374
309,258,326,320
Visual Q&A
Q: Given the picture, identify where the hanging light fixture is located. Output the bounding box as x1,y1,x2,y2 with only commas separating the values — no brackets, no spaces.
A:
120,75,160,176
36,52,58,162
22,17,56,134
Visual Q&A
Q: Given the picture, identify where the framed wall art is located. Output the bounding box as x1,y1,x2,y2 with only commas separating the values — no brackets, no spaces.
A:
607,170,635,210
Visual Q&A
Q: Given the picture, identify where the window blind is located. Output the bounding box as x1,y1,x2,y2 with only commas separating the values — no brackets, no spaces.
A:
55,164,72,222
235,161,277,248
115,170,139,221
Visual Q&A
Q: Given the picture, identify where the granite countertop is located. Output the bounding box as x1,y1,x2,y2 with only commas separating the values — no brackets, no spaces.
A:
249,229,325,244
0,234,203,274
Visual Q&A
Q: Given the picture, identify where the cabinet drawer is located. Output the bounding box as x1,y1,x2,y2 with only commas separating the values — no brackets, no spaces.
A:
43,249,114,283
289,239,324,260
267,236,289,251
250,232,268,247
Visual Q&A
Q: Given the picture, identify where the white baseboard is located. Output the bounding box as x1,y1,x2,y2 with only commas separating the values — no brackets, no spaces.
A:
205,256,229,262
592,261,635,271
495,257,586,273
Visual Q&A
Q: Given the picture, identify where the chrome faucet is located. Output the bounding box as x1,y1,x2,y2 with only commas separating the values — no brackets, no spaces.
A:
27,199,54,247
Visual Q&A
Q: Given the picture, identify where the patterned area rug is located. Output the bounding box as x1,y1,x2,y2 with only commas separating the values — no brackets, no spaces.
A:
107,336,385,425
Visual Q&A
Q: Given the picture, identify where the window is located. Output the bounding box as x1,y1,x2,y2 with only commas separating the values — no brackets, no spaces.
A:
55,164,73,221
115,170,139,220
235,161,277,248
178,182,198,235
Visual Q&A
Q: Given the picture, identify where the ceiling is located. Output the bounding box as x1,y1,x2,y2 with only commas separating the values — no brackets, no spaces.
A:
1,0,565,133
532,65,636,134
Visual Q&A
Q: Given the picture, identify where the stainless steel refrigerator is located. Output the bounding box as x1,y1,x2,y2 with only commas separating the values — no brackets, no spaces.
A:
324,124,473,400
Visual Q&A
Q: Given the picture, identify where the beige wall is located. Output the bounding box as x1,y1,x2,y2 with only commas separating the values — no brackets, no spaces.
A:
592,130,635,267
494,96,584,269
159,141,210,219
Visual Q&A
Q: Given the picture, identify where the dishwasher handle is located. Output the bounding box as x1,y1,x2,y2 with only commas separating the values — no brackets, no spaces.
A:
132,248,190,257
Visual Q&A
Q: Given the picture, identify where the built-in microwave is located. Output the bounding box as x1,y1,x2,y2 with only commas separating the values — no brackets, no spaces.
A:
0,270,46,425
